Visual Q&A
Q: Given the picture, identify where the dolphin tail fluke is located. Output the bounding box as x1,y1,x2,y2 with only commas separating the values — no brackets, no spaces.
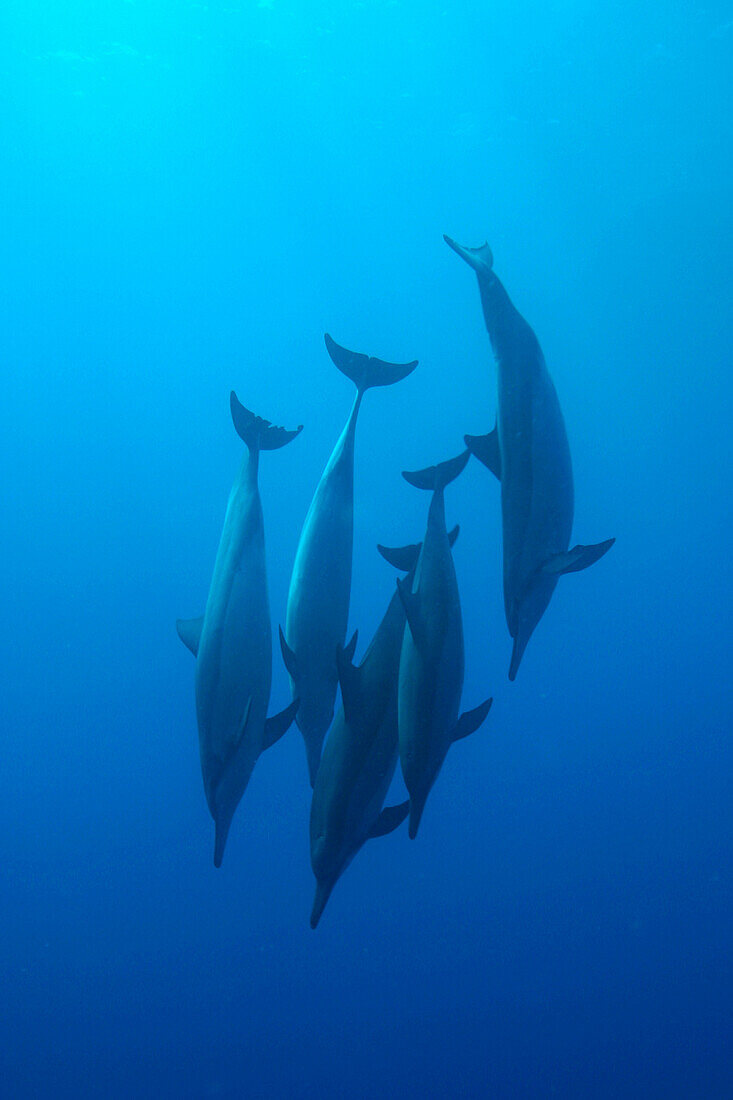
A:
324,334,418,394
230,392,303,452
378,526,459,572
540,538,616,577
443,235,494,273
402,450,470,492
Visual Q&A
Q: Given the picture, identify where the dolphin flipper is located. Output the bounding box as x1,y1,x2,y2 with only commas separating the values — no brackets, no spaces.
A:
540,538,616,577
324,334,418,393
465,427,501,480
367,800,410,839
452,697,493,743
278,626,299,679
176,616,203,656
230,392,303,452
378,526,459,572
263,698,300,751
335,632,360,723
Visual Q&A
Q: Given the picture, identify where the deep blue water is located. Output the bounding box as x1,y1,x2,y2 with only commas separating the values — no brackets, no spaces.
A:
2,2,732,1096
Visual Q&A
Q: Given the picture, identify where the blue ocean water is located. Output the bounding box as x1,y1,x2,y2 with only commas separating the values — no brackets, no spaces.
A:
2,1,732,1096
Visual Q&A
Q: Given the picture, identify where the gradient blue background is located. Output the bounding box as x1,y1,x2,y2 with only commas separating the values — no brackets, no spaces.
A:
2,2,731,1096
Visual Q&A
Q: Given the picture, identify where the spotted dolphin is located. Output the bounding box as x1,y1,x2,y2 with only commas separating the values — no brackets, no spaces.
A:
444,236,615,680
280,335,418,786
309,529,458,928
177,394,301,867
397,452,493,839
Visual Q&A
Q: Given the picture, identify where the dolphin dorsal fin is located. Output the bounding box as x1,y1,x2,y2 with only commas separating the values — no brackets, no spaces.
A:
539,538,615,577
176,616,204,657
367,800,410,839
465,426,501,480
263,698,299,751
451,697,493,743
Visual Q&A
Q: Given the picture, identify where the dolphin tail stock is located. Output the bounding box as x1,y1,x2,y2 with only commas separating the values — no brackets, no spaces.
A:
539,538,616,577
230,392,303,452
377,524,460,572
324,333,418,395
443,234,494,274
402,450,470,492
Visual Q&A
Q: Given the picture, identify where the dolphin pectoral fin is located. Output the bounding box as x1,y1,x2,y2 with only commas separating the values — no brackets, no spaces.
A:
263,699,299,751
396,576,427,648
443,235,494,273
176,616,204,656
465,427,501,480
310,880,333,929
367,800,410,839
452,697,493,742
540,538,616,577
336,632,361,723
278,626,299,680
324,334,418,393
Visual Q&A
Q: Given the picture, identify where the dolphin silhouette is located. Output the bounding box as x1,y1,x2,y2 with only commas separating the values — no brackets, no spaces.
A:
280,335,418,786
309,529,458,928
444,235,615,679
177,394,301,866
396,452,493,839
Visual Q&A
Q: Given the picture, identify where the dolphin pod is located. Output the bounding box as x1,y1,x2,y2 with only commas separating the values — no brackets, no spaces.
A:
444,236,615,679
176,239,615,922
280,334,418,786
177,394,301,867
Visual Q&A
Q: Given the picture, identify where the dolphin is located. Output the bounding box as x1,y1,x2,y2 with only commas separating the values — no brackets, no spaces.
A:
280,334,418,786
397,452,493,839
309,529,459,928
444,235,615,680
177,394,302,867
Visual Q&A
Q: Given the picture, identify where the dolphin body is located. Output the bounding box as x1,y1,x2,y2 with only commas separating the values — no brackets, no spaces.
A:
280,335,418,786
444,236,615,680
309,529,458,928
397,452,493,839
177,394,302,867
